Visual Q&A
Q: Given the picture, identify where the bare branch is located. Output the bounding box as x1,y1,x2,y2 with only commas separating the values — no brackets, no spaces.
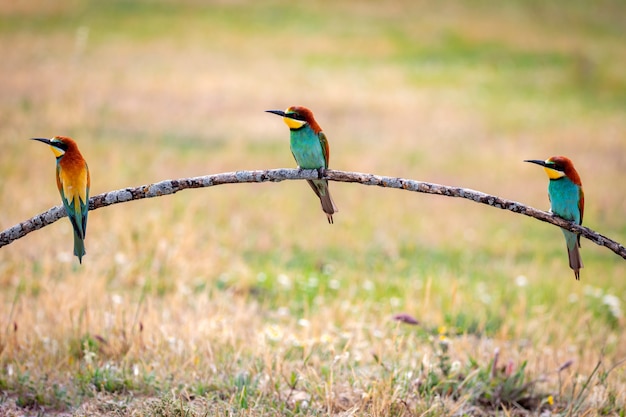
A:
1,168,625,260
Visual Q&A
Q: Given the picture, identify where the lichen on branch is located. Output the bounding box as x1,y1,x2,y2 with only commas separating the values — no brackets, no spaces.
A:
1,168,624,260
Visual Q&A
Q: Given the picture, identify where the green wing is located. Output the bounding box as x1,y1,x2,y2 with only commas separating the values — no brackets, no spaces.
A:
57,164,89,239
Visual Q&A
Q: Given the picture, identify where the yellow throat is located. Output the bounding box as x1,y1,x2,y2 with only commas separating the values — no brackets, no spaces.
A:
49,144,65,158
543,166,565,180
282,117,307,130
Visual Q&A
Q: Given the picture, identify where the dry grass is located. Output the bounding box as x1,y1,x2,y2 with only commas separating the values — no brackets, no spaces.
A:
0,0,625,415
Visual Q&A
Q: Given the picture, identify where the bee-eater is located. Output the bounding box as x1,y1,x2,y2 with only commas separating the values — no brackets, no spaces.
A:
266,106,338,224
525,156,584,280
31,136,90,263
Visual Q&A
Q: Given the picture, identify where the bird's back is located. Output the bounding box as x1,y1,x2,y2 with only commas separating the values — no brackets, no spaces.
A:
57,152,89,238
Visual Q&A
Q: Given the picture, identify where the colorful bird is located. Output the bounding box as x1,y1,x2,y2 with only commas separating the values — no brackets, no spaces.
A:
525,156,584,279
31,136,90,263
266,106,338,223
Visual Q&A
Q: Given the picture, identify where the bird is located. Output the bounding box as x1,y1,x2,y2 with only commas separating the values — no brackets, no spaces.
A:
266,106,338,224
525,156,584,280
31,136,90,263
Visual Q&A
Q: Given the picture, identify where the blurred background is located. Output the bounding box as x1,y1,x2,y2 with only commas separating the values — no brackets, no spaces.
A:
0,0,624,412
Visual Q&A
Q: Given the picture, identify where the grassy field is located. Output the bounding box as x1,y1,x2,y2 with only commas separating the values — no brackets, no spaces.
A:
0,0,625,415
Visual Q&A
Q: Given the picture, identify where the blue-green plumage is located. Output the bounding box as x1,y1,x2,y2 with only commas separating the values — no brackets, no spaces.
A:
290,125,336,223
267,106,337,223
548,176,582,267
290,126,327,169
525,156,584,280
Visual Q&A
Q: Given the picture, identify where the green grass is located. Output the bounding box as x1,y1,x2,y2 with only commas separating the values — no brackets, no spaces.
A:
0,0,625,415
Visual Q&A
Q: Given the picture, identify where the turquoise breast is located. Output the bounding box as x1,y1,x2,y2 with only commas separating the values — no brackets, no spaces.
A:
290,127,326,169
548,177,581,224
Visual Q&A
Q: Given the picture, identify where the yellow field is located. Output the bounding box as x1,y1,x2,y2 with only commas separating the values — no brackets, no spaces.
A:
0,1,625,415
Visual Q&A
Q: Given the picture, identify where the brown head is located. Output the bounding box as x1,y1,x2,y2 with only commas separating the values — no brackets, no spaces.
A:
265,105,322,134
31,136,82,160
524,155,582,186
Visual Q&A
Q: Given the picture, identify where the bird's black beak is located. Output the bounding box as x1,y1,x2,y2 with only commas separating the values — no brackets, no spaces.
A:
524,159,547,167
31,137,53,146
265,109,286,117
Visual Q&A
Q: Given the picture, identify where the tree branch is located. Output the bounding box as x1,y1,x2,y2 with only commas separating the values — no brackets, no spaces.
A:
1,168,625,260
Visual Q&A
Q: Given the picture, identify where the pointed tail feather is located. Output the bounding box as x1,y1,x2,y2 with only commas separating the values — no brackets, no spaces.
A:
567,244,583,280
306,179,338,224
73,230,86,264
562,229,582,280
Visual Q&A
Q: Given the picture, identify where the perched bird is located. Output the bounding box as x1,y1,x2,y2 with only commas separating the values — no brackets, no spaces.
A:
266,106,338,223
525,156,584,279
31,136,90,263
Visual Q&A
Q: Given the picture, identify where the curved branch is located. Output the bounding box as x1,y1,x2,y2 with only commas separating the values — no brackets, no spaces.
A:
1,168,625,260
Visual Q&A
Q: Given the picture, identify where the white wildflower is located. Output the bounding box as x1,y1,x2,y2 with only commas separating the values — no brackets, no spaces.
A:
583,285,602,298
515,275,528,287
114,252,127,265
333,351,349,364
307,276,318,288
277,273,291,289
56,252,73,263
602,294,623,319
476,282,492,304
328,279,340,290
264,324,283,342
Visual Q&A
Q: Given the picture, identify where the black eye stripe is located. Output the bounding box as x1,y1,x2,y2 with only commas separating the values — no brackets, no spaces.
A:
287,113,306,121
51,140,68,151
547,162,565,172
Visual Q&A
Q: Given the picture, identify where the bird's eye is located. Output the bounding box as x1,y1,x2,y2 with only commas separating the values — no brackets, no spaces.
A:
547,161,564,171
51,138,68,150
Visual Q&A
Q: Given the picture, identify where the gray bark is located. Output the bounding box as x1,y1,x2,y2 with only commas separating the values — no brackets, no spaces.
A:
1,168,624,260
